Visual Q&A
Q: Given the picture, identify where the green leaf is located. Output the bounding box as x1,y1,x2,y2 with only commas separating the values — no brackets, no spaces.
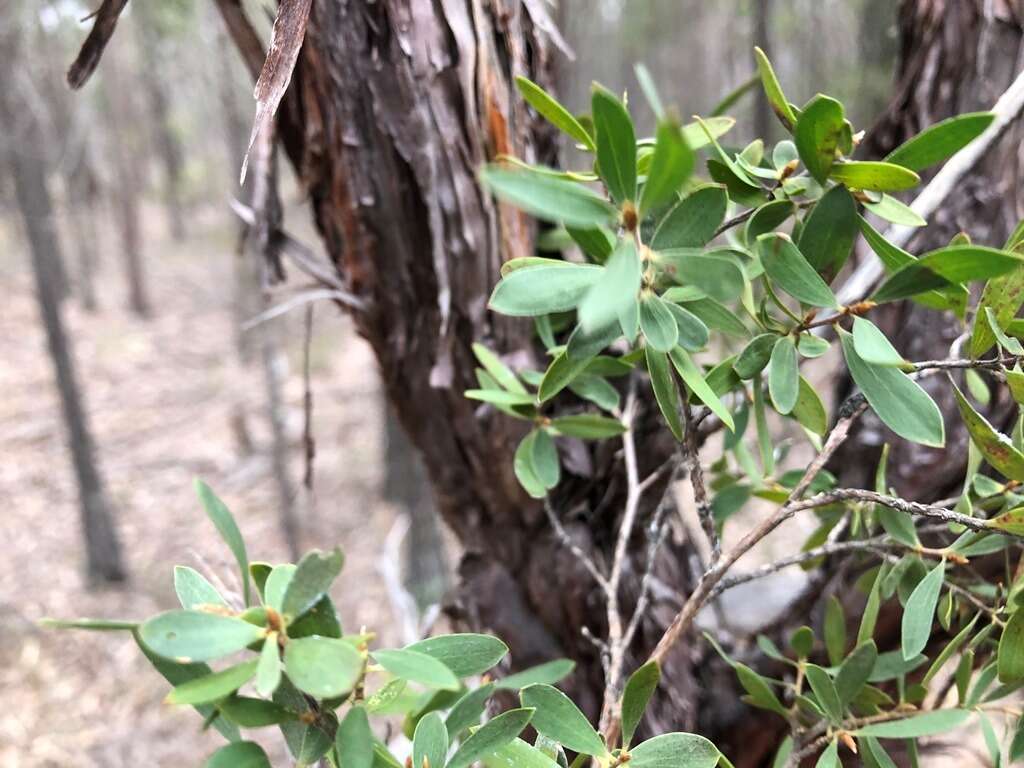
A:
520,684,606,756
287,594,342,640
496,659,576,690
579,240,641,332
824,596,847,666
204,742,272,768
852,317,904,366
829,161,920,192
629,732,720,768
480,167,615,228
656,249,745,303
262,565,295,612
990,506,1024,536
640,294,680,352
621,661,660,749
885,112,995,171
651,185,728,250
952,382,1024,481
835,641,878,706
550,414,627,439
805,664,843,722
530,428,561,490
859,216,967,314
195,479,251,606
972,267,1024,357
218,696,295,727
139,610,266,663
282,548,344,621
515,76,595,152
256,633,282,698
863,194,926,227
373,648,460,691
902,561,946,661
481,738,560,768
446,683,496,735
754,47,798,129
539,351,592,403
665,302,709,351
447,707,535,768
406,634,509,678
873,246,1024,303
473,344,527,394
639,118,694,215
41,617,138,632
768,336,799,415
999,605,1024,683
669,348,735,431
792,376,828,436
466,389,535,408
675,296,748,337
678,116,735,149
838,329,944,448
284,636,363,699
646,346,683,441
734,333,778,380
413,711,449,768
985,306,1024,354
855,709,970,738
336,706,375,768
592,83,636,205
567,226,616,263
135,635,240,741
757,233,838,308
174,566,228,610
794,95,845,183
489,263,603,317
814,741,840,768
745,199,797,244
923,615,979,686
167,659,259,706
797,184,858,275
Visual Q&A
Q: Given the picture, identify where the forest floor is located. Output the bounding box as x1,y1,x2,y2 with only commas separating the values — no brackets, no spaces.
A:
0,204,413,766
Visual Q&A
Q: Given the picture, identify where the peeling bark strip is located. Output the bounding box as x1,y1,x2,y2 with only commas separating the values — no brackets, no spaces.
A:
240,0,313,184
66,0,130,90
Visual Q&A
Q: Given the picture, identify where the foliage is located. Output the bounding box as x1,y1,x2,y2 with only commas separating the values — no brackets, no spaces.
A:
46,481,715,767
471,52,1024,766
49,49,1024,767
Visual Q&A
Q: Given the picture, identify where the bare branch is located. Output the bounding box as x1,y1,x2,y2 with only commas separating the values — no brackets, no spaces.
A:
646,398,868,668
543,498,608,591
684,400,719,563
67,0,129,90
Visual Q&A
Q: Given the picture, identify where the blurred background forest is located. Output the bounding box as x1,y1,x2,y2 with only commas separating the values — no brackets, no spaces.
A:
0,1,898,765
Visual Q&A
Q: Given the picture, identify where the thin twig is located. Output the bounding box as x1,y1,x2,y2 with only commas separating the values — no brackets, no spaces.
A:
684,400,719,563
543,498,608,590
242,288,364,329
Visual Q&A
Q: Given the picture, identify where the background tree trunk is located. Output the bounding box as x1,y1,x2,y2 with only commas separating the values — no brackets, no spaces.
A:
0,38,125,585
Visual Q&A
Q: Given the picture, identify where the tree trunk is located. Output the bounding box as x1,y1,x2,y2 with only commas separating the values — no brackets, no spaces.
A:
134,13,187,242
0,49,126,585
102,50,153,318
223,0,702,729
65,146,103,313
